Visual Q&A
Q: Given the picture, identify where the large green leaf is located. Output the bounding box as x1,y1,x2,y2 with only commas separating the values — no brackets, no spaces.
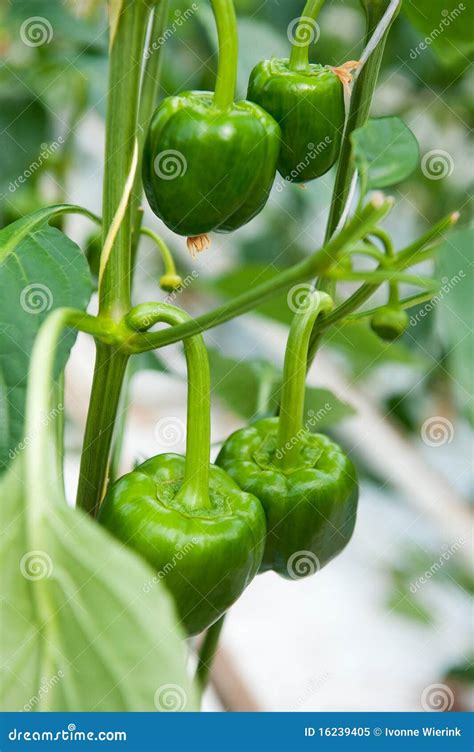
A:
0,208,93,472
403,0,474,67
0,71,50,195
351,117,420,190
0,312,198,712
436,227,473,422
0,460,198,711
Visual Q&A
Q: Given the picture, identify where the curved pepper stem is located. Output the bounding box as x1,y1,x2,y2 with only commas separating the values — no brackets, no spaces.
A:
140,227,183,291
211,0,238,110
276,291,334,472
288,0,326,72
126,303,212,509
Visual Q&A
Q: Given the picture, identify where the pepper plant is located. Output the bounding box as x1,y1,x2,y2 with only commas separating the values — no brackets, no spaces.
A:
0,0,464,711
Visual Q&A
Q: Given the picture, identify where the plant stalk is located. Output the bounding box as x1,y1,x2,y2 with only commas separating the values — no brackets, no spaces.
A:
126,303,212,509
76,346,129,516
99,0,152,318
77,0,153,514
196,615,226,691
289,0,326,71
277,292,333,471
211,0,238,110
125,197,392,352
325,0,401,241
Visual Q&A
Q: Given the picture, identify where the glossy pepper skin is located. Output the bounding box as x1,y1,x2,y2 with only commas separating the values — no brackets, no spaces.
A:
217,417,358,576
99,302,266,636
142,92,281,236
99,454,266,635
247,58,344,183
217,292,358,578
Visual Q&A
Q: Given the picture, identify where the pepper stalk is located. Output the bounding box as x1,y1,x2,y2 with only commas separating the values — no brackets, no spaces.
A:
288,0,326,72
276,291,334,472
126,303,212,510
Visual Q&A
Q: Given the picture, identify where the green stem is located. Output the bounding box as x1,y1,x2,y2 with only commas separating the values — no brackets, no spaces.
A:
311,0,401,358
277,292,334,472
108,362,132,484
126,303,211,509
288,0,326,72
369,226,394,257
196,615,225,691
347,289,441,321
211,0,238,110
324,0,401,242
76,346,129,516
317,215,456,331
77,0,154,516
141,226,179,277
326,269,437,288
130,0,170,256
99,0,153,318
125,196,393,353
396,212,459,267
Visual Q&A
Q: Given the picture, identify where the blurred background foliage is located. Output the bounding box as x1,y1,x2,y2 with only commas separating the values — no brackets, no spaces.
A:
0,0,472,695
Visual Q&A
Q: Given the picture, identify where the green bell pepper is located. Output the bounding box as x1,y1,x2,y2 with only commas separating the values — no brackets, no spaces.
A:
99,304,266,635
247,0,345,183
217,291,358,577
370,306,409,340
142,0,280,240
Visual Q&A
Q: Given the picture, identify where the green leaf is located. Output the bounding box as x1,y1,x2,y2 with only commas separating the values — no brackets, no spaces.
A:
435,226,473,422
0,311,198,712
351,117,420,190
209,349,354,428
0,71,50,194
304,387,355,430
0,209,93,472
402,0,474,67
0,455,198,711
209,349,280,421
